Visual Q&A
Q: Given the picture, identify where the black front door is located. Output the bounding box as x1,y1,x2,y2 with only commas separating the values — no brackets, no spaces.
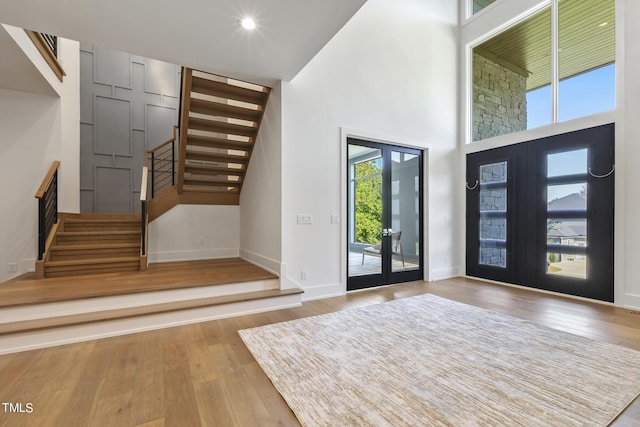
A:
466,124,615,302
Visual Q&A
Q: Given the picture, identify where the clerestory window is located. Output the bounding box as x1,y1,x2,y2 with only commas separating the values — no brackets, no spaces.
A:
471,0,615,142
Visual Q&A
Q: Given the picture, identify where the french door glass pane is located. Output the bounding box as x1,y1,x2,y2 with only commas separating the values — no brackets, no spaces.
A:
391,150,420,273
349,146,382,277
479,161,507,268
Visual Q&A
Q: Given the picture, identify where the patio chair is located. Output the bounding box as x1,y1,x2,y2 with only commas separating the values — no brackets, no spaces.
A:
361,231,405,267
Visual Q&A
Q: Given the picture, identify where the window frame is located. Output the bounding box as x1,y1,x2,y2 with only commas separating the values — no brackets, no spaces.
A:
464,0,616,145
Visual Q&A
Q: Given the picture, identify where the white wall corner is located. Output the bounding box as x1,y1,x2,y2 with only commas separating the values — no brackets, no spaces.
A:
240,249,281,277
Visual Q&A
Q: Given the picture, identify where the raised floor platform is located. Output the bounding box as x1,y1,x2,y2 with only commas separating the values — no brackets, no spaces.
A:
0,258,303,354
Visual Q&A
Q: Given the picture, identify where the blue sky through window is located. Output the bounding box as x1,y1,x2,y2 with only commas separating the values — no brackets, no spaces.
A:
526,63,615,129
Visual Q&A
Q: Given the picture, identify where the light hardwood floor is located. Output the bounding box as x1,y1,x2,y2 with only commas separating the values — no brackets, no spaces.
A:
0,277,639,426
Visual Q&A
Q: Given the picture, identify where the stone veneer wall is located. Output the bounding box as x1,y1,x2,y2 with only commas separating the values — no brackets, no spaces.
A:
472,52,527,141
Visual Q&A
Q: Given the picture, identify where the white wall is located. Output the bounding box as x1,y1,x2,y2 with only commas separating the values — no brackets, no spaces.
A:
281,0,459,299
0,37,80,283
148,205,240,263
239,83,283,276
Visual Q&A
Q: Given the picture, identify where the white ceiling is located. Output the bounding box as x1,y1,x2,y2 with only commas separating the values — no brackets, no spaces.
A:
0,0,367,86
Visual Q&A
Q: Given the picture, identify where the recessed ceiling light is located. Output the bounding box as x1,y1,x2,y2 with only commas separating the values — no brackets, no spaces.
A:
599,22,608,27
241,17,256,30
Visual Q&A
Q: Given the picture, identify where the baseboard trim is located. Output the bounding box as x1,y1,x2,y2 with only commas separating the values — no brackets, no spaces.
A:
430,267,460,282
149,248,239,263
240,249,280,276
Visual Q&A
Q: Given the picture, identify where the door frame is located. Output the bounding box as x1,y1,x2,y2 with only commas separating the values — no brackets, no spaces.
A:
340,128,430,292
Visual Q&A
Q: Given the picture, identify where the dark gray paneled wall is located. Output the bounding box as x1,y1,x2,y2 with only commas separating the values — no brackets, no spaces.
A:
80,44,180,213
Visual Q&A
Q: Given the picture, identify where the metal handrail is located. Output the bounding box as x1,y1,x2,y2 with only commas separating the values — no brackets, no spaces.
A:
35,161,60,260
140,167,148,256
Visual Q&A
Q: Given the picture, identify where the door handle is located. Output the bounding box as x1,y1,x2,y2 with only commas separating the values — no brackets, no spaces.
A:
382,228,394,237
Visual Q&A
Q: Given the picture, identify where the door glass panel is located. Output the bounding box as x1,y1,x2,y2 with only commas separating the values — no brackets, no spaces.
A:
479,161,507,268
546,149,588,280
547,149,587,177
349,146,382,277
391,150,420,273
546,252,587,279
547,183,587,210
547,218,586,246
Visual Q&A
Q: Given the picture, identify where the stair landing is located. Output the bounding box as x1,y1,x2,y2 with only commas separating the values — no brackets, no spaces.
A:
0,258,303,355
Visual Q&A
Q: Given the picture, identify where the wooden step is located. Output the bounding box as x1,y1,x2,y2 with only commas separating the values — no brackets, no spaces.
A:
191,76,268,105
187,134,253,152
185,150,249,164
50,243,140,262
185,163,245,177
183,177,242,188
64,219,140,232
182,186,240,194
44,257,141,278
0,288,303,336
189,117,257,138
56,231,141,246
190,98,262,122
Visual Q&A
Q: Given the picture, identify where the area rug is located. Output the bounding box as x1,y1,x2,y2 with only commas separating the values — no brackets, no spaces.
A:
239,294,640,426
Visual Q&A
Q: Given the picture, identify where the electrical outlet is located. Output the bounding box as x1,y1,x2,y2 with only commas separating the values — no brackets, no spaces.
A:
301,269,309,280
8,263,17,273
330,214,340,224
297,214,313,224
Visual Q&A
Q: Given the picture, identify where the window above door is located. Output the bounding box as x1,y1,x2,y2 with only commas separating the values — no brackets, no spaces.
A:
469,0,615,143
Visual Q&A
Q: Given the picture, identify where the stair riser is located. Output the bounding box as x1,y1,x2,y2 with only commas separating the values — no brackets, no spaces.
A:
50,248,140,262
56,235,141,246
64,223,140,232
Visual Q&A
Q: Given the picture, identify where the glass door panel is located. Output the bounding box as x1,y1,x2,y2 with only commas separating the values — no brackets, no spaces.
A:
390,150,420,273
545,149,588,280
348,146,383,278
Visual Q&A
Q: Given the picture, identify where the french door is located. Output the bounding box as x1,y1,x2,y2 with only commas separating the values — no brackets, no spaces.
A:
466,124,614,302
347,138,424,291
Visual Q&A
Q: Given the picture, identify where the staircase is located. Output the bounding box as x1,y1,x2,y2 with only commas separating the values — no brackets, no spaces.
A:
38,213,143,278
177,68,270,202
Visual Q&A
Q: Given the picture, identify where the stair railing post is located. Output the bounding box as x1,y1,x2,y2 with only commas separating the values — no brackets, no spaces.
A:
38,198,45,261
151,151,155,198
172,138,176,187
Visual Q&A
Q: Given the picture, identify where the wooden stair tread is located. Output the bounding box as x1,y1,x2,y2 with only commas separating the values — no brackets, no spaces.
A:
185,150,249,164
191,76,268,105
190,98,261,122
51,243,140,251
189,117,257,138
0,288,303,335
61,213,140,221
187,134,253,151
182,186,240,193
57,230,141,236
64,218,139,223
185,164,245,176
46,257,140,267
